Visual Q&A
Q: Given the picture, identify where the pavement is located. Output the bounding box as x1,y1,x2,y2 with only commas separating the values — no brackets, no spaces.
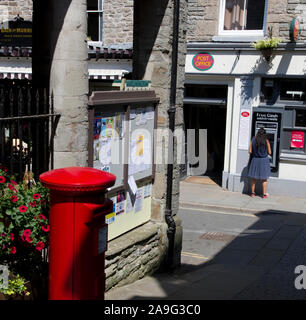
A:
105,177,306,300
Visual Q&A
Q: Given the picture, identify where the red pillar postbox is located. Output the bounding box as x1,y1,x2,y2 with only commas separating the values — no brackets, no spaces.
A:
39,167,116,300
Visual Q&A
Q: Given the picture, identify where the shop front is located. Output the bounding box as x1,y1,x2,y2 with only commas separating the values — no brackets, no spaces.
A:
185,43,306,197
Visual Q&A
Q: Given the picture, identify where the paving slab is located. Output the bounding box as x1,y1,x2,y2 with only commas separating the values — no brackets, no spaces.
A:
105,181,306,300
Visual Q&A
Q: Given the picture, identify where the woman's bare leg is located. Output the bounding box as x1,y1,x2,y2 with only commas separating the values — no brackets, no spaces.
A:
251,178,256,194
262,179,267,195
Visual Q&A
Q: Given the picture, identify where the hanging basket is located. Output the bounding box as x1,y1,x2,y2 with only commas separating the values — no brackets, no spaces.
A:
260,48,274,62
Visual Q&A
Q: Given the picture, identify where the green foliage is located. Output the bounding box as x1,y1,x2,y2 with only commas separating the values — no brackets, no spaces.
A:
0,273,30,297
252,37,281,50
0,164,50,293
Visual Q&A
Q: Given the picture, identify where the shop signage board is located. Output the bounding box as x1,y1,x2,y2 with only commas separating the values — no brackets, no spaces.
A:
0,20,32,47
291,131,304,149
238,109,251,150
192,52,214,71
290,18,301,42
252,109,283,170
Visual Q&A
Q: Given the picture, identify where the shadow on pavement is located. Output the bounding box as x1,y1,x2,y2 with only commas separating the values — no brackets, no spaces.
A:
114,208,306,300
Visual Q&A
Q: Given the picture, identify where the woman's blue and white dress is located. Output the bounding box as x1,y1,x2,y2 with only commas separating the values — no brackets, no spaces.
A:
248,138,271,180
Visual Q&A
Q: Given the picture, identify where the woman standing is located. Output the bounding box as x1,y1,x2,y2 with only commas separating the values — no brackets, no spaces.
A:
248,128,272,198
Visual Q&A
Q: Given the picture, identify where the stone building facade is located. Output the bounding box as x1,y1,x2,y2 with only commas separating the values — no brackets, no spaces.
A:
184,0,306,197
0,0,32,22
0,0,187,294
186,0,306,42
102,0,133,46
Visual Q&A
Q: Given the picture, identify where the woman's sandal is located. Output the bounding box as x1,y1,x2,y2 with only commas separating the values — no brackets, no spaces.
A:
263,193,269,199
250,192,255,198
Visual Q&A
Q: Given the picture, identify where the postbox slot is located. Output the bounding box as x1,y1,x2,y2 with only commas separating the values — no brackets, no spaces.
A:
97,225,108,255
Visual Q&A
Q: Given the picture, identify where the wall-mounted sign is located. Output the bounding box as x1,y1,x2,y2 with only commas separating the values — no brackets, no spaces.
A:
0,18,32,47
238,109,251,150
192,52,214,71
241,111,250,118
291,131,304,149
252,110,283,170
290,18,301,42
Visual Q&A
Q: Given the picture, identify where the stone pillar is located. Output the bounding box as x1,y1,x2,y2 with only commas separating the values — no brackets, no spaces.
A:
32,0,89,168
133,0,187,268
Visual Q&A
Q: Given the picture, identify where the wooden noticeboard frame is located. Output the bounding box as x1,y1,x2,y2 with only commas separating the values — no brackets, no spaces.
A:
88,90,159,193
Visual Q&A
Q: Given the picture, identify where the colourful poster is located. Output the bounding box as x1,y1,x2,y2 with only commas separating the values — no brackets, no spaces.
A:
94,117,102,139
291,131,304,149
101,118,107,138
106,212,115,225
106,118,113,137
116,191,125,215
136,135,144,157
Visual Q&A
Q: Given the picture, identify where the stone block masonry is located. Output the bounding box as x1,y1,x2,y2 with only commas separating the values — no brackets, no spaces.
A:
105,222,168,291
186,0,306,42
103,0,133,46
0,0,33,22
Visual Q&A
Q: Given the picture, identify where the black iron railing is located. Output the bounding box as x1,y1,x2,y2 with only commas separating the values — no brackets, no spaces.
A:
0,85,60,181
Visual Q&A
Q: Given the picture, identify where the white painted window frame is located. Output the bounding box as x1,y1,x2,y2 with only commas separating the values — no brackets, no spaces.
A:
87,0,104,43
218,0,268,37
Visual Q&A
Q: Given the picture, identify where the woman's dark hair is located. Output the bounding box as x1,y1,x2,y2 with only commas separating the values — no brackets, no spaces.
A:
255,128,267,149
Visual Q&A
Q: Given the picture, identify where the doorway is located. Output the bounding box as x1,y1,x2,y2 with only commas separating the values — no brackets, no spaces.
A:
184,84,228,185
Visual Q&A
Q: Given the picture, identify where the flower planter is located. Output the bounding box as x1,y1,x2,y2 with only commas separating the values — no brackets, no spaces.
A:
260,48,273,62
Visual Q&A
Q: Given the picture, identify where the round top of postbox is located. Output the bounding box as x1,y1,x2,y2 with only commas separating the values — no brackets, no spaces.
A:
39,167,116,193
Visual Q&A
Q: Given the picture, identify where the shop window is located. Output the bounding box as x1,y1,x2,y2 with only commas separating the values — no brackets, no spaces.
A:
260,79,278,103
87,0,103,42
185,84,228,99
219,0,267,36
295,109,306,128
279,79,306,102
282,108,306,156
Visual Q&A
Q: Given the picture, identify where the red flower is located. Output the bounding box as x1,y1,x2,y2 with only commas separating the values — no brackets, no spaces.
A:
33,193,41,200
35,242,45,251
10,247,16,254
8,183,17,192
21,229,32,243
22,229,31,237
10,195,18,203
10,180,18,186
29,201,37,207
42,225,50,232
0,176,5,183
10,233,14,241
39,214,46,220
19,205,28,213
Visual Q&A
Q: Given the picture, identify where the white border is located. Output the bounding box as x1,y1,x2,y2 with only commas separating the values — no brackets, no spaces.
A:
218,0,268,37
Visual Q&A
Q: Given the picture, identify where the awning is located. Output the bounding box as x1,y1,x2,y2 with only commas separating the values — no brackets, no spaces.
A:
0,72,32,79
88,60,132,80
0,58,32,79
88,70,129,80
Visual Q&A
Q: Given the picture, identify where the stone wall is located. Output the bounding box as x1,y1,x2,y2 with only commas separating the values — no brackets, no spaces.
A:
105,222,168,291
102,0,133,45
0,0,32,22
186,0,217,42
186,0,306,42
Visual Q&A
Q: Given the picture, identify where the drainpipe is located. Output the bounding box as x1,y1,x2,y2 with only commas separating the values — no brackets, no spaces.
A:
165,0,180,270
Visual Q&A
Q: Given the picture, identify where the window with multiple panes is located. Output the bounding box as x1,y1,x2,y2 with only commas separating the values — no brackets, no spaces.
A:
220,0,268,35
87,0,103,42
260,78,306,157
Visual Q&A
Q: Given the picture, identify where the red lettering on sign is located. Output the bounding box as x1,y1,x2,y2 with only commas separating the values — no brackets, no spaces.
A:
192,53,214,71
